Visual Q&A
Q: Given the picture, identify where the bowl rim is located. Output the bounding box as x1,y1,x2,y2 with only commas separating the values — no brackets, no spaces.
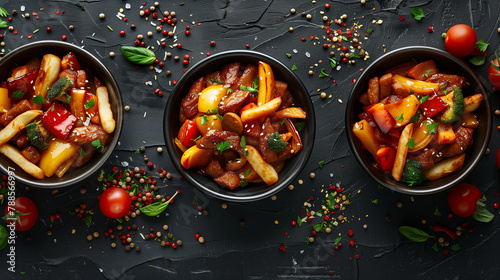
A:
345,45,492,195
164,49,315,202
0,40,123,188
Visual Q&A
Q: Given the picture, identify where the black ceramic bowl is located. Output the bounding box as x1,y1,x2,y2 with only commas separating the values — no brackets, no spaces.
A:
164,50,315,202
0,40,123,188
346,46,491,195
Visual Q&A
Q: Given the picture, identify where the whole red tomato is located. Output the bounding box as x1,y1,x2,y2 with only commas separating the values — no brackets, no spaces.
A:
445,24,477,57
488,54,500,89
3,197,38,231
447,183,481,217
99,187,131,219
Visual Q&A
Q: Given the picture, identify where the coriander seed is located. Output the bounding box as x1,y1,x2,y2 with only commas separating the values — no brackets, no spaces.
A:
99,13,105,19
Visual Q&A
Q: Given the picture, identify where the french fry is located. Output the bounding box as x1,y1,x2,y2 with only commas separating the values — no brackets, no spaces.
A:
463,94,483,113
257,61,275,106
32,54,61,109
0,110,43,146
424,153,465,181
0,144,45,179
54,152,79,178
392,123,414,181
274,107,306,119
240,97,281,123
96,86,116,133
245,145,279,185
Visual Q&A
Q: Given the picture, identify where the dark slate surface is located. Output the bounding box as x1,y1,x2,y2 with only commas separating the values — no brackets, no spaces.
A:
1,0,500,279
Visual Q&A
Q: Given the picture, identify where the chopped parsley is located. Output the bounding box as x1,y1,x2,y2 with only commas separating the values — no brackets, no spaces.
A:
91,139,104,152
318,161,325,168
192,135,201,142
367,28,373,35
84,99,95,110
286,53,291,58
406,137,415,149
216,140,231,153
409,113,420,123
32,95,44,105
200,116,209,125
395,113,404,121
240,85,258,95
426,122,439,135
476,40,489,52
11,90,24,98
210,78,223,84
371,199,379,205
291,63,297,71
419,95,429,103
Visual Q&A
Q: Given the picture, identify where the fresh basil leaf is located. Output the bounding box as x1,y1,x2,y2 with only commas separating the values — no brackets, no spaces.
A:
297,216,302,227
469,54,486,66
121,46,156,65
312,223,323,232
472,205,494,223
410,8,425,21
398,226,433,242
140,192,177,216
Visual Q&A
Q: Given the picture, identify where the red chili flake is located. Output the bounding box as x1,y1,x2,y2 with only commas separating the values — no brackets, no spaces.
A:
355,255,360,259
399,16,405,21
27,34,33,39
351,79,356,84
325,3,330,9
123,17,128,22
197,206,202,210
173,80,177,85
50,215,55,221
428,26,434,32
347,229,354,236
447,213,453,218
112,166,119,172
278,244,286,252
56,10,60,14
443,250,449,255
334,19,340,25
300,37,306,42
147,162,153,167
309,196,314,201
61,35,66,40
13,30,18,35
493,191,499,197
307,216,314,223
310,35,314,40
407,21,410,24
326,26,331,34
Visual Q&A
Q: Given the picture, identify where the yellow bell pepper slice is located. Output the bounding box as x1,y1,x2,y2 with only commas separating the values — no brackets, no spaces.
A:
39,138,80,177
198,85,228,113
384,95,420,127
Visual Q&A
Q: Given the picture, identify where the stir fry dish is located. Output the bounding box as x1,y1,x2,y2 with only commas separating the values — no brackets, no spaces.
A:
0,52,116,179
352,59,482,186
176,61,306,190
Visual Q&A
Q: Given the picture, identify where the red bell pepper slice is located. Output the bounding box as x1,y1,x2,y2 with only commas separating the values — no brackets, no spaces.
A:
177,120,200,147
61,52,81,71
6,68,38,99
41,103,78,139
367,103,396,134
420,93,449,118
433,225,457,240
408,60,439,81
376,147,396,173
85,92,101,125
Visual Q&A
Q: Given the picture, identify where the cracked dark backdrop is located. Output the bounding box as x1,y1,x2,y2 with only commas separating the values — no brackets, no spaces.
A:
0,0,500,279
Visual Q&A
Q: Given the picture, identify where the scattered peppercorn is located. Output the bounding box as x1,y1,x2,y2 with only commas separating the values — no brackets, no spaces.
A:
109,52,115,57
99,13,105,19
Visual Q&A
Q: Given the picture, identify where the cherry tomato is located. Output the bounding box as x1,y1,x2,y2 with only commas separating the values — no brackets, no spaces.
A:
99,187,131,219
445,24,477,57
3,197,38,231
488,55,500,89
447,183,481,217
177,119,200,147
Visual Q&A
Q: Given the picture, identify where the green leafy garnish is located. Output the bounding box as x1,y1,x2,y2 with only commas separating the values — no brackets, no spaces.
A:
476,40,489,52
121,46,156,65
240,85,258,95
139,191,178,216
409,113,420,123
434,206,441,216
0,7,9,17
395,113,404,121
12,90,24,98
297,216,302,227
80,148,86,156
398,226,434,242
291,63,297,71
366,28,373,35
424,72,429,78
410,8,425,21
267,131,288,152
32,95,44,105
295,122,305,132
319,68,329,78
216,140,231,153
286,53,291,58
406,137,415,149
371,199,379,205
318,161,325,168
350,53,360,59
334,237,342,245
84,99,95,110
91,139,105,152
210,78,223,84
192,135,201,142
419,95,429,103
328,57,337,68
469,54,487,66
426,122,439,135
200,116,208,125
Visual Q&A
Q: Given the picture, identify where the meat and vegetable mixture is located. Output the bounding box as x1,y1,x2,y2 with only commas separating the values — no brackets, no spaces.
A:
176,61,306,190
352,60,482,186
0,52,116,179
